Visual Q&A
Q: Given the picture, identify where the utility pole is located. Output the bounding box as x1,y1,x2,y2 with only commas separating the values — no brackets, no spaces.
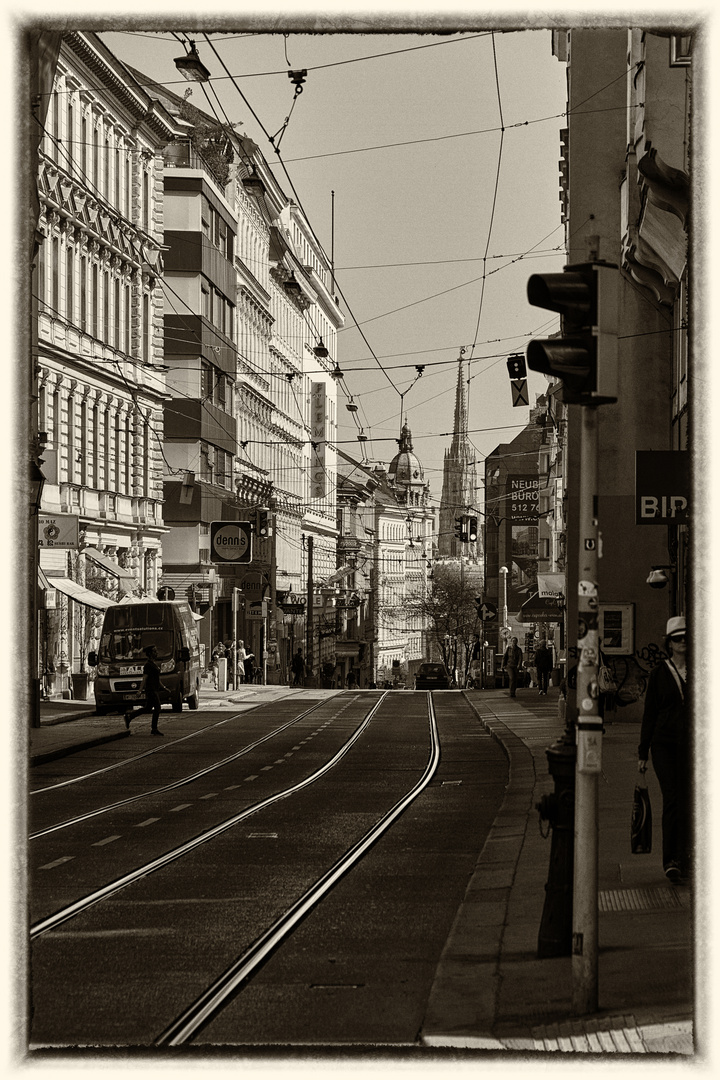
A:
306,534,314,684
572,405,602,1013
525,260,619,1011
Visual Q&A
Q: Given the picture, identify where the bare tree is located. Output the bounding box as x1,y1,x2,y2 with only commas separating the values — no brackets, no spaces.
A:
405,564,479,686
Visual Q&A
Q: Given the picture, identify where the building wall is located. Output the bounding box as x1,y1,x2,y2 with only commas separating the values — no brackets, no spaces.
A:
35,33,180,687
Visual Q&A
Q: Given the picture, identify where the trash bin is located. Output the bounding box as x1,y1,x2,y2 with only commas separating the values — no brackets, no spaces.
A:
71,672,90,700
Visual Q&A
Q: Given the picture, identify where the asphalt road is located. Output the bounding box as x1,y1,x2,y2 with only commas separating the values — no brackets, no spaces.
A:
28,690,508,1049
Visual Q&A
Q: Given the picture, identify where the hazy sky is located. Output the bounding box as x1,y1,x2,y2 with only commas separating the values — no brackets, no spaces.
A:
99,23,568,505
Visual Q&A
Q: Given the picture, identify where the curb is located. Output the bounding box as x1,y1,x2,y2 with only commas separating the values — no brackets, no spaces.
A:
30,729,131,767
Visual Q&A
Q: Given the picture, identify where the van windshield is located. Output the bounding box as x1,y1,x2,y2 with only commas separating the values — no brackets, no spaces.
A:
100,630,174,663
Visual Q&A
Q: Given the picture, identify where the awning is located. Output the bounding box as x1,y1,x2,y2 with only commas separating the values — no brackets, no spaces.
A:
519,591,564,623
83,547,139,595
325,565,354,586
44,574,117,611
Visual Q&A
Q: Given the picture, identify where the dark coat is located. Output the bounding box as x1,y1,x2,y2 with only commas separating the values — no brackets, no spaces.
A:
502,645,523,669
534,645,553,672
638,661,686,760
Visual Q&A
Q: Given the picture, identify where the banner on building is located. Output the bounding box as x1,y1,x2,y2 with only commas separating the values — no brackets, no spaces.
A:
536,572,565,599
310,381,327,499
38,512,79,549
508,475,539,522
635,451,689,524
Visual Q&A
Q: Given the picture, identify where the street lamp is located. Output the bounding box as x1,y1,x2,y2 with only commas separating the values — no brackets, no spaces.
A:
174,41,211,83
499,565,509,640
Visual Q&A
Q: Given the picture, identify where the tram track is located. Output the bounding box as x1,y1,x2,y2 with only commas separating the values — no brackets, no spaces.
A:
30,697,341,840
154,692,440,1046
30,691,391,940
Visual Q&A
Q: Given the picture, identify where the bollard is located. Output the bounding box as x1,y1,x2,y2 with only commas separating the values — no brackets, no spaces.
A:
536,724,576,958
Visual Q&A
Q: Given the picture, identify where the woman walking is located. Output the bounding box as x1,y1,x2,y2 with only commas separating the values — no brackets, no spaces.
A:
637,616,690,884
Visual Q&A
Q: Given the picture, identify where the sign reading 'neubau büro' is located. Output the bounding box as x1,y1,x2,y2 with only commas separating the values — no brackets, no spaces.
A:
508,475,539,523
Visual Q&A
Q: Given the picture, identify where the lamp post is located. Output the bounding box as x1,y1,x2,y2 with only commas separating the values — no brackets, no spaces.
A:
499,565,509,637
30,459,46,728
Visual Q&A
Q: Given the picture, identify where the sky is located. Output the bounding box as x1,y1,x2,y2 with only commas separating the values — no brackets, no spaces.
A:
98,22,568,508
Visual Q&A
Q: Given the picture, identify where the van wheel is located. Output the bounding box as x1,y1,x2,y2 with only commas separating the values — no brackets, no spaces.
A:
171,691,183,713
188,684,199,710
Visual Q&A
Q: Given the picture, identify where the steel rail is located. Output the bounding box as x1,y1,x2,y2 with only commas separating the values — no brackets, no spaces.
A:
154,692,441,1047
30,697,341,839
29,692,390,941
30,710,263,796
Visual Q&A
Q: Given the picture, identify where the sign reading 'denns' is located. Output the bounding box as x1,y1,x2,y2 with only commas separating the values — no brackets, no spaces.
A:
635,451,689,525
508,475,539,523
310,381,327,499
210,521,252,563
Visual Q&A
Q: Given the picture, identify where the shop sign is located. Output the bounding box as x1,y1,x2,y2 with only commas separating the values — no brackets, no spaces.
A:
507,475,539,522
635,451,689,524
38,512,79,549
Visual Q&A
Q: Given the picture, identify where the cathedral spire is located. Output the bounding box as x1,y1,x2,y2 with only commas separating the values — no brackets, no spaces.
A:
451,349,468,449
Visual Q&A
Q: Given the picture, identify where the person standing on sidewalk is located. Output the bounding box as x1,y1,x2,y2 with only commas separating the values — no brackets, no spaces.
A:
637,616,689,884
502,637,523,698
125,645,168,736
533,638,553,695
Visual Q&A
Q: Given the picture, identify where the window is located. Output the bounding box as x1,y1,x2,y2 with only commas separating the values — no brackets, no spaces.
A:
81,117,87,177
114,278,120,350
125,415,132,493
51,91,59,161
66,102,74,173
37,239,46,312
93,126,99,190
124,283,130,353
200,441,213,482
115,147,120,207
66,246,74,323
51,237,59,314
201,283,211,320
142,171,149,232
92,264,98,338
201,360,214,399
80,257,87,331
104,137,110,197
125,156,131,218
103,271,110,342
142,293,149,362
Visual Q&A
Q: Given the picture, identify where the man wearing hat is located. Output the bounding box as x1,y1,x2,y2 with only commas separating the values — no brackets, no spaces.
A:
638,616,689,884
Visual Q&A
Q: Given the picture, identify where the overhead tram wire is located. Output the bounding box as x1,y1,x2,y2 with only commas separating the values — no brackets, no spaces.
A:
201,34,403,417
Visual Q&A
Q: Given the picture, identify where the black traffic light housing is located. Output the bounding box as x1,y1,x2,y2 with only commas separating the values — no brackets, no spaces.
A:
506,354,527,379
525,262,618,405
454,515,469,543
467,515,478,542
256,508,270,537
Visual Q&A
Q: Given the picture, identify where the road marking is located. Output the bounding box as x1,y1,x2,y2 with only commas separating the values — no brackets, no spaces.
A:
135,818,160,827
169,803,192,812
39,856,75,870
93,835,121,846
273,759,286,765
244,775,258,782
225,784,241,790
200,793,218,800
291,746,301,751
261,766,273,772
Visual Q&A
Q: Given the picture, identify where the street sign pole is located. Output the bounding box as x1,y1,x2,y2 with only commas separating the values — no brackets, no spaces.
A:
572,404,602,1015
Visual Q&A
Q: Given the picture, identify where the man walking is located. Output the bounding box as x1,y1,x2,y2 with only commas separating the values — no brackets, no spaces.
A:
502,636,523,698
291,647,305,686
125,644,168,735
534,638,554,696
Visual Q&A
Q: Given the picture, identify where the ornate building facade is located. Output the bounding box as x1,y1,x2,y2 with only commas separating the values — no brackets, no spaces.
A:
35,32,182,695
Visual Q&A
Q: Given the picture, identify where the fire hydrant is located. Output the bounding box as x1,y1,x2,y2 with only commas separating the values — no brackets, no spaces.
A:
536,725,576,958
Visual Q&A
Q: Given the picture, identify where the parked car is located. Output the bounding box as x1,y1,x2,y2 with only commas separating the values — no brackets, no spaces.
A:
414,663,450,690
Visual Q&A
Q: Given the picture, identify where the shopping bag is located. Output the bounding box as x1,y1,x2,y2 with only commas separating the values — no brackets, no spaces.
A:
630,781,652,854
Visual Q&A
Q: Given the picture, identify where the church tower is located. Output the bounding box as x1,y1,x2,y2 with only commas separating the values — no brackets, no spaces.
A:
438,352,480,560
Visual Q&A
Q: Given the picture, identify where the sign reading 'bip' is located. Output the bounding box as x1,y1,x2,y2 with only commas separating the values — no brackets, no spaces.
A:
635,451,689,525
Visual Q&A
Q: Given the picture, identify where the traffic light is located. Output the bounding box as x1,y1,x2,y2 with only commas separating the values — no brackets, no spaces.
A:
257,508,270,537
506,354,527,379
525,262,618,405
454,515,469,542
467,515,478,542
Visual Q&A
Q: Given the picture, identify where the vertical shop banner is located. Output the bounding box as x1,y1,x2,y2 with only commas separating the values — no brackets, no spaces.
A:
310,382,327,499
